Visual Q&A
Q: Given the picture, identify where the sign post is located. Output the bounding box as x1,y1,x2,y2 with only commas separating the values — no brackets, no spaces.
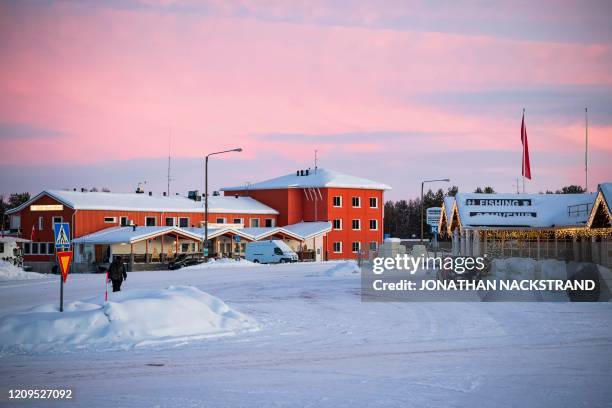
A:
53,223,71,312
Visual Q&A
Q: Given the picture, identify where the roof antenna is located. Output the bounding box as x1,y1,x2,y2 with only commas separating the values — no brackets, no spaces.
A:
314,149,318,173
167,128,173,197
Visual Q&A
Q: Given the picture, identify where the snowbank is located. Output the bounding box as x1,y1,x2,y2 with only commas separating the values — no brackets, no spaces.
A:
306,261,360,277
490,257,567,281
0,286,257,354
183,258,257,270
0,261,46,281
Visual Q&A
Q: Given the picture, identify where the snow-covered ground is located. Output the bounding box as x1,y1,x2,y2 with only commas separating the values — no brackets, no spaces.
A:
1,260,612,407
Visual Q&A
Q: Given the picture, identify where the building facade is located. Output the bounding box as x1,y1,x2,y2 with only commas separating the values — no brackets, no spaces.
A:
222,168,390,260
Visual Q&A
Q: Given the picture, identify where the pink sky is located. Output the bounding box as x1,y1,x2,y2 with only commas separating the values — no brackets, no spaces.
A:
1,0,611,199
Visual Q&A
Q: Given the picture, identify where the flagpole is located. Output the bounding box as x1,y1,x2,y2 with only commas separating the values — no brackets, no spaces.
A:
585,107,588,193
522,108,525,193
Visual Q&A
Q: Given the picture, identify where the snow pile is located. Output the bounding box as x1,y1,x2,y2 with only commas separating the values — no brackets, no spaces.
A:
0,286,257,354
307,261,360,277
0,261,46,281
183,258,258,270
490,257,567,281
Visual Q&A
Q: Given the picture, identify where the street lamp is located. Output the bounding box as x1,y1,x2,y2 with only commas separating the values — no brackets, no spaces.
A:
420,178,450,243
204,148,242,259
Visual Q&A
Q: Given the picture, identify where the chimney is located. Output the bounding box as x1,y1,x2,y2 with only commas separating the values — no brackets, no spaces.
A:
148,191,152,196
296,170,300,176
163,192,167,197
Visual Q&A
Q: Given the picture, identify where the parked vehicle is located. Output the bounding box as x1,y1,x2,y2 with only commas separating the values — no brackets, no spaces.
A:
168,253,205,270
245,240,298,264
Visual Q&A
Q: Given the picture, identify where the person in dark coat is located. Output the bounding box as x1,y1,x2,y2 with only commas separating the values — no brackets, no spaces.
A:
107,256,127,292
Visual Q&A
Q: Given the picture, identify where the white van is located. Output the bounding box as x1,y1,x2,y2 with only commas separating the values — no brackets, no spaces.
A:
245,240,298,264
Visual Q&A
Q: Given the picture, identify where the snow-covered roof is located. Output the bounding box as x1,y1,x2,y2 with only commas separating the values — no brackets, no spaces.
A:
7,190,278,215
455,192,596,229
73,226,203,245
599,183,612,210
221,168,391,191
282,222,332,239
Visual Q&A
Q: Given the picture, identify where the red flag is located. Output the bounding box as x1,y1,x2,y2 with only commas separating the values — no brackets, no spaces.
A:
521,112,532,180
30,224,36,242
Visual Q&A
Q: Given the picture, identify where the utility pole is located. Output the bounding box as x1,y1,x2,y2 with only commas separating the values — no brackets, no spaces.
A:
167,129,172,197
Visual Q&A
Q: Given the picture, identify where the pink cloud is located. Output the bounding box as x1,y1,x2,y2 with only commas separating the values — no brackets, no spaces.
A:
0,1,610,196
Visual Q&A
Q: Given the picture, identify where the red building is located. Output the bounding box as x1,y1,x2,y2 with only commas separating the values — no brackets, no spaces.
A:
6,189,279,269
222,168,391,259
7,168,390,269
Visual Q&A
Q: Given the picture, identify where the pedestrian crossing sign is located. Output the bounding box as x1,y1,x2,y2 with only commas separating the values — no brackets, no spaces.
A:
53,222,71,250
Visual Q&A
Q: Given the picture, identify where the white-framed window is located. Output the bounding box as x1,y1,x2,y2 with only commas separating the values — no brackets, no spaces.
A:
369,197,378,208
0,242,3,253
165,217,175,226
265,218,275,227
333,241,342,253
369,241,378,251
23,242,30,254
31,242,39,254
369,219,378,230
48,242,55,254
352,219,361,230
38,216,44,230
104,216,117,224
120,217,129,226
250,218,260,228
39,242,47,255
52,216,63,225
352,197,361,208
145,216,157,226
233,218,244,225
216,217,227,224
179,217,189,228
352,241,361,253
332,219,342,230
333,196,342,207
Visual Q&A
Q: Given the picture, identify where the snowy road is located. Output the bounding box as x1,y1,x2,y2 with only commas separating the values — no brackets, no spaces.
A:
1,262,612,407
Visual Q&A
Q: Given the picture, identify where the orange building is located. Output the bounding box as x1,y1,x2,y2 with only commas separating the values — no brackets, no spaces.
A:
222,168,391,260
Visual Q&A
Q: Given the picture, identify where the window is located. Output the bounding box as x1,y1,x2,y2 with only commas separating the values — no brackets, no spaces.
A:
216,217,226,224
120,217,129,226
369,219,378,230
48,242,55,254
52,216,63,224
352,219,361,230
333,242,342,253
39,242,47,254
0,243,4,253
352,197,361,208
265,218,275,227
233,218,244,225
369,241,378,251
179,217,189,228
145,217,156,226
23,243,30,254
274,247,283,255
250,218,260,228
165,217,175,226
181,243,190,253
104,217,117,224
333,219,342,230
38,216,44,230
352,241,361,253
32,242,39,255
369,197,378,208
333,196,342,207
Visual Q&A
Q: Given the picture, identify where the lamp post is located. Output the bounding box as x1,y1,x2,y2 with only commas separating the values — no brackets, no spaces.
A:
204,148,242,260
420,178,450,243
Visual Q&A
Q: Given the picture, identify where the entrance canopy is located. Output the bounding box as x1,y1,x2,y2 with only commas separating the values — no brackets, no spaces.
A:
73,226,202,245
